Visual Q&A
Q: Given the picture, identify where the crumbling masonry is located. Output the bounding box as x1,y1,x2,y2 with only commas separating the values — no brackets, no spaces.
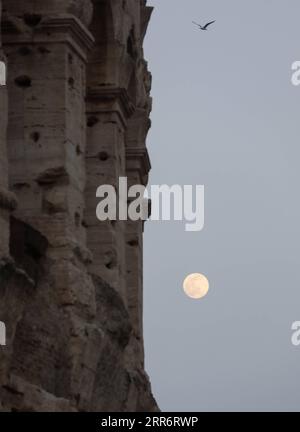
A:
0,0,158,412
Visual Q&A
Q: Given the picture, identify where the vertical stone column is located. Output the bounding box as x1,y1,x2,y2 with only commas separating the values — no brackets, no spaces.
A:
0,0,158,413
124,3,153,365
2,1,93,247
2,1,100,409
85,0,135,300
0,1,16,258
125,110,151,363
86,89,131,300
86,0,153,353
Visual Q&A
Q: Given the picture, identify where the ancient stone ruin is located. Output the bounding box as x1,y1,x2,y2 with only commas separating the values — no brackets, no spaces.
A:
0,0,158,412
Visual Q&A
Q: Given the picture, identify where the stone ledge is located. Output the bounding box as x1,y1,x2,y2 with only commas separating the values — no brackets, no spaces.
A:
87,87,135,127
1,374,77,412
126,147,151,185
2,15,95,61
40,16,95,54
0,187,17,211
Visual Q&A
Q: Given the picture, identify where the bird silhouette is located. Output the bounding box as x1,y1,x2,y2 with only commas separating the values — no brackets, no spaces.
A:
192,20,216,31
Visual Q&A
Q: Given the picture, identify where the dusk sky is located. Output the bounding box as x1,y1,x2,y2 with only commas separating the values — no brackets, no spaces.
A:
143,0,300,411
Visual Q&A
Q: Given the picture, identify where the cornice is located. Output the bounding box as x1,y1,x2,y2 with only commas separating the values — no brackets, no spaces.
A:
87,87,135,129
40,16,95,53
87,87,135,117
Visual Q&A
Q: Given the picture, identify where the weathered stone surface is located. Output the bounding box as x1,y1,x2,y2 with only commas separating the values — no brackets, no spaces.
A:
0,0,157,412
1,374,76,412
0,0,15,258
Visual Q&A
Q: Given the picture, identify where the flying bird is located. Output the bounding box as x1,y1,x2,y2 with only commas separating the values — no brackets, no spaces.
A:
192,20,216,31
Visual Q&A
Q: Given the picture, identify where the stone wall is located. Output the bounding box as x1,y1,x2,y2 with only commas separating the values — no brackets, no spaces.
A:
0,0,157,412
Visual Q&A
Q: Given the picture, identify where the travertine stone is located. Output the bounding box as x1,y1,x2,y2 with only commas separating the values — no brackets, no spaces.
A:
1,0,99,408
0,0,157,412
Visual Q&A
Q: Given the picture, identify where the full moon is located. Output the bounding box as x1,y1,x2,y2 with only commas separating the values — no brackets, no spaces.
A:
183,273,209,299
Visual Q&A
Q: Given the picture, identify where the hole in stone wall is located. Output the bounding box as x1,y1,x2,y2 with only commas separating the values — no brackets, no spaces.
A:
127,239,139,247
127,37,134,58
68,77,74,88
104,251,117,270
23,14,42,27
19,47,32,56
81,220,88,228
38,46,51,54
87,116,99,127
15,75,32,88
76,145,83,156
30,132,40,143
68,53,73,64
98,151,109,161
105,260,116,270
9,216,48,283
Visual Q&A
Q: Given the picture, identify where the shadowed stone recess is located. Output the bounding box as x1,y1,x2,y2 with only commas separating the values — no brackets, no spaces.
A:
0,0,158,412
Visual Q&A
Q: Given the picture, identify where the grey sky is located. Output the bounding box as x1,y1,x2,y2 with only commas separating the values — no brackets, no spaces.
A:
143,0,300,411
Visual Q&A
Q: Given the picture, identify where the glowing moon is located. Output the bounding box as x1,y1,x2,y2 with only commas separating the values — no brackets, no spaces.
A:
183,273,209,299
